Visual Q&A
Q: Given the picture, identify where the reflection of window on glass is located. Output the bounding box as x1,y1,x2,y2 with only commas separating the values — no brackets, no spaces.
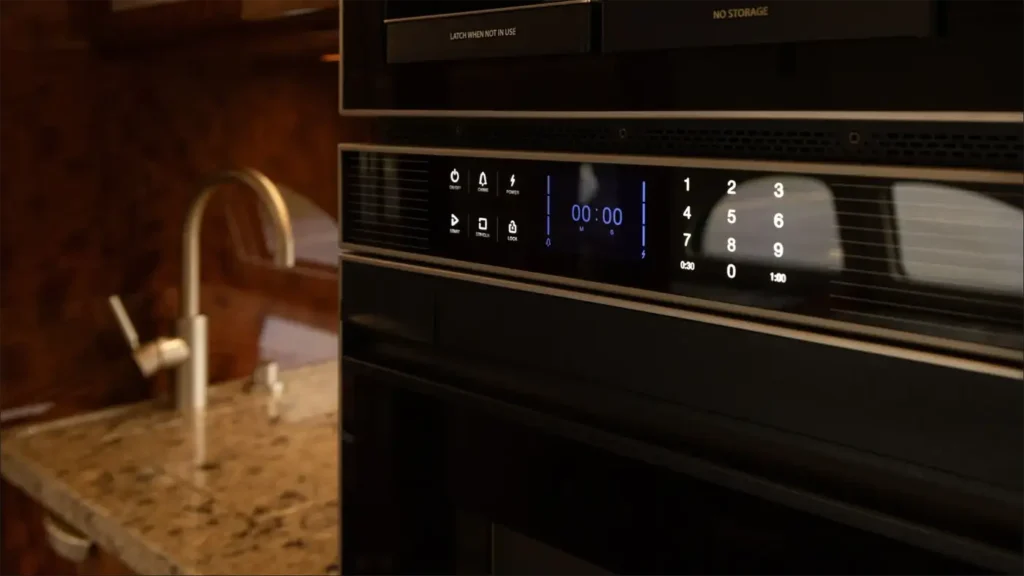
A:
220,181,335,272
226,183,337,268
260,187,337,267
702,175,844,271
258,314,338,422
259,315,337,369
891,183,1023,295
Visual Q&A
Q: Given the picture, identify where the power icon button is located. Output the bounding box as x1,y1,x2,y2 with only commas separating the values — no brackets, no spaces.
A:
448,167,465,191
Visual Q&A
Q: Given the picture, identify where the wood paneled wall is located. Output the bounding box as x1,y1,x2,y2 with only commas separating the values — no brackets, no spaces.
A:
1,0,341,417
2,2,342,570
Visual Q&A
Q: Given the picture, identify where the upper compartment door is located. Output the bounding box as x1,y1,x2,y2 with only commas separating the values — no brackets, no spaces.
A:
602,0,932,53
341,0,1022,113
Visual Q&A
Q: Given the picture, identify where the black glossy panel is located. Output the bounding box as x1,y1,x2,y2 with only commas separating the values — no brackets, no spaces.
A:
343,0,1022,111
386,2,591,63
342,264,1024,569
341,262,1024,492
340,263,436,343
604,1,931,53
431,269,1024,491
344,365,1003,574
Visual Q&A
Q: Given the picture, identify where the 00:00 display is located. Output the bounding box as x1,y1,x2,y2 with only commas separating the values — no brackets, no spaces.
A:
571,204,624,225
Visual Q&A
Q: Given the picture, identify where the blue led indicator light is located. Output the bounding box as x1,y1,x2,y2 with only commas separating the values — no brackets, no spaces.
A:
546,175,551,238
641,181,647,248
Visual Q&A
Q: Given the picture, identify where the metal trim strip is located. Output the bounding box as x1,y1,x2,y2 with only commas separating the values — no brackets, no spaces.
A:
336,143,1024,183
337,110,1024,122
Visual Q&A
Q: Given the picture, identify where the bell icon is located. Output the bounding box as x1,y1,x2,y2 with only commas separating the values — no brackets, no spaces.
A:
478,172,488,187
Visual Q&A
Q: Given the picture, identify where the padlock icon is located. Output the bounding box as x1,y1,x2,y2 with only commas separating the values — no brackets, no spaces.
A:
508,220,517,234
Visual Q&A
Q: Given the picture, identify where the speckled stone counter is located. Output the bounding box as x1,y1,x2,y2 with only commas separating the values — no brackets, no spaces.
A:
0,361,340,575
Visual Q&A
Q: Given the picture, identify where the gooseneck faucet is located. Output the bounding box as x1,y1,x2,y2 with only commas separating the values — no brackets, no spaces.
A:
109,169,295,415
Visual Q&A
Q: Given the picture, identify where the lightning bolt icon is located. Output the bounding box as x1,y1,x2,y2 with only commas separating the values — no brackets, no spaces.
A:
510,174,516,187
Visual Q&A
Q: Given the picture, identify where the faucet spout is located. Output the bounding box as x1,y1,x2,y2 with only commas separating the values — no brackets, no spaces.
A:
177,169,295,414
182,169,296,317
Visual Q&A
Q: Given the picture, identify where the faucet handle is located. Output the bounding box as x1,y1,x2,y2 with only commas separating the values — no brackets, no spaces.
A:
107,295,191,377
108,295,141,352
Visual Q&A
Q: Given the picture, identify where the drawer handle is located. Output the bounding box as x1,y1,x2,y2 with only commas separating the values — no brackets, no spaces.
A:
43,514,93,563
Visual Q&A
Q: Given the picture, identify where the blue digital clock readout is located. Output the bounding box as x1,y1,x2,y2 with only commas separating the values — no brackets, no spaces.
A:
546,163,648,261
570,204,624,229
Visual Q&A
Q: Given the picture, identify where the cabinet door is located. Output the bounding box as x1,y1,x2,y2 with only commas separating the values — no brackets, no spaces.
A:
1,480,77,576
88,0,239,45
0,480,136,576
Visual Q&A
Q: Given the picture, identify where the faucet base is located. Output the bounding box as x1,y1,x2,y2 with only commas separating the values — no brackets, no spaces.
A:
175,314,208,415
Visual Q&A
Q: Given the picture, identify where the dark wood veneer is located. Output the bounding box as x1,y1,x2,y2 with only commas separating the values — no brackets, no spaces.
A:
1,1,342,571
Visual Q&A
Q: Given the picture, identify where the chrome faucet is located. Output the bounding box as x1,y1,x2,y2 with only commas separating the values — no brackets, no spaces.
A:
109,169,295,415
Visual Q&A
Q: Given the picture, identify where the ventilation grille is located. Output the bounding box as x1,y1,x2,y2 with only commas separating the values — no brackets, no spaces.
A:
342,154,431,252
856,130,1022,166
376,118,1023,171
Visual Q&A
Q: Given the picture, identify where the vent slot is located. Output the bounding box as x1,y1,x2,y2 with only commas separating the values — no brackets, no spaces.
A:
376,118,1023,171
343,154,431,252
858,130,1023,165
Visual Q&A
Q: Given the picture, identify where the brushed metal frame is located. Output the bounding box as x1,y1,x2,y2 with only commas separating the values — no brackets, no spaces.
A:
338,142,1023,184
336,142,1024,367
342,0,350,112
337,108,1024,122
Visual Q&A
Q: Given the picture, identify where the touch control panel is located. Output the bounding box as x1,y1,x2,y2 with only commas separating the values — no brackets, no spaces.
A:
341,148,1024,361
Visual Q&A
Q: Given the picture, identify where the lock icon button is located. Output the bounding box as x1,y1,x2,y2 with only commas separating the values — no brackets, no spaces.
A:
507,220,518,235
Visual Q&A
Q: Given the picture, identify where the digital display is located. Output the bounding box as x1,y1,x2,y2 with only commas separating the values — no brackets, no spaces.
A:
341,150,1024,359
547,162,645,261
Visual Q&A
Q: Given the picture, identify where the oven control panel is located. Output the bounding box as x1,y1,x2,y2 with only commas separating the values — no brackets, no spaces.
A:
340,146,1024,361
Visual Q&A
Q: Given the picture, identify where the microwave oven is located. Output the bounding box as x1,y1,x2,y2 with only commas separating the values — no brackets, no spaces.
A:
338,2,1023,573
338,142,1024,573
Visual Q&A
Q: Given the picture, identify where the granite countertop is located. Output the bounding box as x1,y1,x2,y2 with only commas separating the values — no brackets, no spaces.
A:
0,361,340,576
